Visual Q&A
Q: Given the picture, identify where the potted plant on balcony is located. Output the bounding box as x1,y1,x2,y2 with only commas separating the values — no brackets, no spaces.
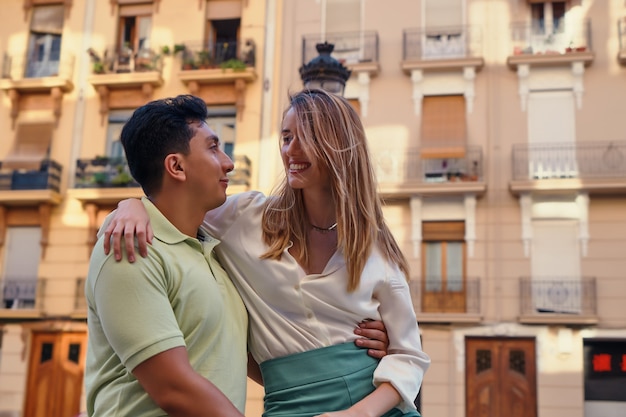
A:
196,49,213,69
220,58,247,72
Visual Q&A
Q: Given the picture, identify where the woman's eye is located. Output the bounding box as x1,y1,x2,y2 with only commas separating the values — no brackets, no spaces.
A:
282,136,292,144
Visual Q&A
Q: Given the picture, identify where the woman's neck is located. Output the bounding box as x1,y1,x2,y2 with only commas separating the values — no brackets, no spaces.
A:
302,188,335,230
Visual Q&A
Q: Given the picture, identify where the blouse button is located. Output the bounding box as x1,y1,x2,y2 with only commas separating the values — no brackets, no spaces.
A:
294,284,300,290
306,312,314,319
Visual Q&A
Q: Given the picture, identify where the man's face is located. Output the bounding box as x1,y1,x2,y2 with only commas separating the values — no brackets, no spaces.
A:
184,121,234,210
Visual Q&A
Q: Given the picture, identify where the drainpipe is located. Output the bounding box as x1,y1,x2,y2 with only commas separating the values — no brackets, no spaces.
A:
257,0,278,194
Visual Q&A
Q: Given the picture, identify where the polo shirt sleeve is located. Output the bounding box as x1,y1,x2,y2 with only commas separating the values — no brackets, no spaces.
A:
372,269,431,413
91,251,185,371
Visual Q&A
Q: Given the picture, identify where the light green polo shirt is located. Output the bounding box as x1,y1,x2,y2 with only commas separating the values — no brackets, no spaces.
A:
85,198,248,416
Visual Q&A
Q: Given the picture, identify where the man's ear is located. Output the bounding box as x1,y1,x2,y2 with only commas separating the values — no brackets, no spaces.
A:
163,154,186,181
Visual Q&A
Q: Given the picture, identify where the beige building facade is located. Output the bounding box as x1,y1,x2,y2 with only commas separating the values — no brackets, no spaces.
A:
1,0,626,417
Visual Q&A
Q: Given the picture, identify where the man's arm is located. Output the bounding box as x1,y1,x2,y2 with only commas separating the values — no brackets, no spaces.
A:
133,346,245,417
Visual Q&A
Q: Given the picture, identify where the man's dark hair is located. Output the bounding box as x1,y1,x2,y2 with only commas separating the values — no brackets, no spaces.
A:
120,95,209,196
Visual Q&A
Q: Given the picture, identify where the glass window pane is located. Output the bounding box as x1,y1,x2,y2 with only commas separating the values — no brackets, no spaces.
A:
2,227,41,309
138,16,152,50
446,242,463,292
425,243,442,291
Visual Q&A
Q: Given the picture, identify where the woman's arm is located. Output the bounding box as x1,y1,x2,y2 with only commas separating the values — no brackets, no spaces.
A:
102,198,152,262
314,382,401,417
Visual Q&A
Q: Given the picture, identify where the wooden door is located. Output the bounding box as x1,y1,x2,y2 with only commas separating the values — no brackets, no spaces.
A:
466,337,537,417
24,331,87,417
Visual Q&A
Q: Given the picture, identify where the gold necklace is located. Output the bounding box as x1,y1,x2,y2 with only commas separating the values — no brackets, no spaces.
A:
310,222,337,233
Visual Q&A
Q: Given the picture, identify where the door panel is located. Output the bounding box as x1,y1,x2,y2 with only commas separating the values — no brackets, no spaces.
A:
24,331,87,417
467,337,537,417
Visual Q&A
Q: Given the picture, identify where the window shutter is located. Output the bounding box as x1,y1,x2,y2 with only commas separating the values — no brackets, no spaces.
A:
206,0,242,19
30,4,64,35
118,3,153,16
422,221,465,241
3,122,54,170
420,95,466,159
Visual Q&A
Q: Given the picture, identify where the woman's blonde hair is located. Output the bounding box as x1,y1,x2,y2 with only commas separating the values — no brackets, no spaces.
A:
261,89,409,291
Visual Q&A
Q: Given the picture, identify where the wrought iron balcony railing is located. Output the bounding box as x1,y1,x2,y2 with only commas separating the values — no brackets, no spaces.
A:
173,40,254,71
375,146,483,184
511,141,626,181
75,155,250,189
510,19,592,56
302,31,379,65
519,277,597,317
88,46,163,74
402,25,482,61
1,52,75,80
0,159,62,192
409,277,481,315
1,277,44,310
230,155,251,187
75,157,139,188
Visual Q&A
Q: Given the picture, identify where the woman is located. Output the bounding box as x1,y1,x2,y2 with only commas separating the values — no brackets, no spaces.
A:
105,89,430,417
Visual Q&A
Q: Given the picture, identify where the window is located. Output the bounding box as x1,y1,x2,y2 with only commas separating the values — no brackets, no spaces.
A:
421,221,466,313
206,106,236,160
527,91,576,178
530,219,581,313
3,122,54,171
529,1,567,52
206,0,242,64
325,0,361,34
26,4,64,78
420,95,466,159
424,0,463,29
531,1,565,35
2,227,42,309
117,2,153,72
107,110,133,159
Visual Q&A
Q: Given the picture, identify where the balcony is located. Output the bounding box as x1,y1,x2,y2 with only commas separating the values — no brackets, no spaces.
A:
619,17,626,65
519,277,598,325
375,146,486,199
75,156,139,190
0,277,44,321
0,159,62,204
229,155,251,193
172,41,257,118
88,46,164,118
302,31,379,74
401,25,484,71
0,52,74,125
507,19,594,69
409,277,481,323
69,154,251,245
509,141,626,195
88,46,163,75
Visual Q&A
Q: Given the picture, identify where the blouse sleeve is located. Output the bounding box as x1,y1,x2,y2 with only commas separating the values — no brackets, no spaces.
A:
202,191,264,238
372,269,431,413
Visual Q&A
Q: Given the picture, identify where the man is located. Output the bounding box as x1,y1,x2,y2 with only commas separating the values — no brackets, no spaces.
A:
85,95,248,416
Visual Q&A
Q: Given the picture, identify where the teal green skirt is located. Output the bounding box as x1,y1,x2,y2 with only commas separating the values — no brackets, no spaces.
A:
259,342,421,417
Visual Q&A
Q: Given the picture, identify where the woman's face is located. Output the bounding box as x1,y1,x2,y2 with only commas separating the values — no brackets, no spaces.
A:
280,107,331,191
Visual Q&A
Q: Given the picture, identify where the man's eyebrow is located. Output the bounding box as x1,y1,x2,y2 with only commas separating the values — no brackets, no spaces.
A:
207,134,220,144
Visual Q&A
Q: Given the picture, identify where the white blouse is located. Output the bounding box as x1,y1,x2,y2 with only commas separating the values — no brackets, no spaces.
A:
203,191,430,412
